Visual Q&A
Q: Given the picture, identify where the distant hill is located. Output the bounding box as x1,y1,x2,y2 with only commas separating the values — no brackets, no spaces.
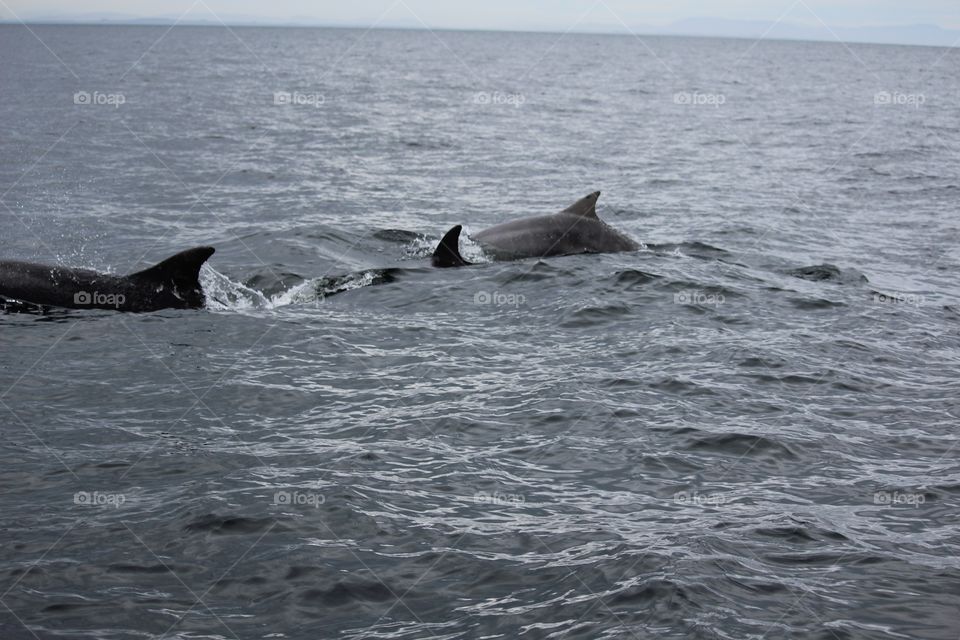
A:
660,17,960,47
2,11,958,48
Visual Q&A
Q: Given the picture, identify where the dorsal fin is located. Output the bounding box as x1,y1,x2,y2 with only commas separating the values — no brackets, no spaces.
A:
128,247,216,289
432,226,471,268
560,191,601,218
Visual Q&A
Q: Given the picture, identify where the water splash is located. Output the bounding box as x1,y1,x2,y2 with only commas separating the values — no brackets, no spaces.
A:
200,264,399,312
403,230,492,264
200,265,272,311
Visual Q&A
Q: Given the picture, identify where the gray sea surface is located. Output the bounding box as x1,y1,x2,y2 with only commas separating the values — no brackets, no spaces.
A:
1,24,959,640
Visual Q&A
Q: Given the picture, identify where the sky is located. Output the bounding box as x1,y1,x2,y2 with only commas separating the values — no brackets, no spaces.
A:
3,0,959,33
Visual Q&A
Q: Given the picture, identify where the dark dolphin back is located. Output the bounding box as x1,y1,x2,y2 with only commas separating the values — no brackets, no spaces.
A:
471,191,638,259
0,261,103,309
127,246,216,309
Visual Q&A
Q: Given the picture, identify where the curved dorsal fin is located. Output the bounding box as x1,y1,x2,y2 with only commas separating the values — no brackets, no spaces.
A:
560,191,601,218
128,247,216,288
432,225,471,268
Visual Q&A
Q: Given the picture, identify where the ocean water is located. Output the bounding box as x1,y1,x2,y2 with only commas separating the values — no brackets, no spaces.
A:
1,24,959,640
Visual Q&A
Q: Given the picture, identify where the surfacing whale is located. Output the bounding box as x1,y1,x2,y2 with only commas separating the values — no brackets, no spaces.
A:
0,247,215,312
432,191,638,267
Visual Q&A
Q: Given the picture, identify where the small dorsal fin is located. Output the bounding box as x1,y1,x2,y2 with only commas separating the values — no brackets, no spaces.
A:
129,247,216,288
560,191,601,218
432,226,471,268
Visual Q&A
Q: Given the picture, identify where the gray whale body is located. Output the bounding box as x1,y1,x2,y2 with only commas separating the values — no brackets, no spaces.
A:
0,247,215,312
433,191,638,267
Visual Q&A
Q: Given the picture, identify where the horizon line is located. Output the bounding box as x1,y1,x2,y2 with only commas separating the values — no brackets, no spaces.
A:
0,18,957,50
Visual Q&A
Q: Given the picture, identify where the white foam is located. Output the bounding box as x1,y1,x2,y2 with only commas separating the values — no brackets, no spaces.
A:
200,265,272,311
200,264,391,312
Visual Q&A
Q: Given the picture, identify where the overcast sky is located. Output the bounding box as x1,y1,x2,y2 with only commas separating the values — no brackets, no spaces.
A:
4,0,959,31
